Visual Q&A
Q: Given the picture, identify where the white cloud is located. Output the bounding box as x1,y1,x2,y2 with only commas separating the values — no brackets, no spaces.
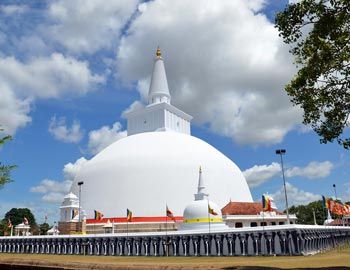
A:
42,192,67,204
0,4,28,15
0,53,104,135
30,179,72,204
121,100,145,118
116,0,302,146
30,157,88,204
47,0,139,53
286,161,334,179
243,160,334,188
243,162,280,188
63,157,88,181
0,83,31,135
271,182,321,209
48,116,84,143
0,53,104,99
87,122,127,155
30,179,71,194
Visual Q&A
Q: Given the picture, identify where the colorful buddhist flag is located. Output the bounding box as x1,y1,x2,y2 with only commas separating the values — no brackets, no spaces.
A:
166,205,176,221
72,209,79,219
7,219,12,228
127,209,132,222
322,196,350,216
322,196,335,211
208,204,218,215
262,195,272,212
94,210,104,220
322,196,327,208
23,217,29,225
344,204,350,215
333,201,348,216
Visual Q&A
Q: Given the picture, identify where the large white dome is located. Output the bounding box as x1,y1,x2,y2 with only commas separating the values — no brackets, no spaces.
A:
71,131,252,218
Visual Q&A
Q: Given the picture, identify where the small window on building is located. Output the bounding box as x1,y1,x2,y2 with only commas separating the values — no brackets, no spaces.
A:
290,221,293,224
279,221,284,225
271,222,276,226
250,222,258,227
235,222,243,228
260,222,267,226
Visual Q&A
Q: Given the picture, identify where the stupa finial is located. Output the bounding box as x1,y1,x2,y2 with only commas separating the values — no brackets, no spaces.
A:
156,46,162,58
195,165,208,201
148,46,170,105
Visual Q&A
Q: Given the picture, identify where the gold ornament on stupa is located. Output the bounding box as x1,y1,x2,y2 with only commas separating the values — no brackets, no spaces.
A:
156,47,162,58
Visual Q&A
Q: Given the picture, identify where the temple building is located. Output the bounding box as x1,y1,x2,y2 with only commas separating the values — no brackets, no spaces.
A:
222,201,297,228
59,48,293,234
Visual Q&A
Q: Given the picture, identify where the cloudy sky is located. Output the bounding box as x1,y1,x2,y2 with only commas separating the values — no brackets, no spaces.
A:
0,0,349,224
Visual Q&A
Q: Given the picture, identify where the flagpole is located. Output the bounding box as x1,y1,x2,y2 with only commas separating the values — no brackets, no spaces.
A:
165,212,168,238
126,220,129,237
207,200,211,235
165,211,168,257
262,210,265,254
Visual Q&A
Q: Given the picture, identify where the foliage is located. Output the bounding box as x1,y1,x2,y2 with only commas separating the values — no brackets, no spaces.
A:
2,208,37,235
288,200,327,225
0,131,16,187
0,219,11,236
275,0,350,149
39,223,50,235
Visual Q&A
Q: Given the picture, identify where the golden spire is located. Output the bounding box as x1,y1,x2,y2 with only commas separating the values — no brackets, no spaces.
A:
156,46,162,58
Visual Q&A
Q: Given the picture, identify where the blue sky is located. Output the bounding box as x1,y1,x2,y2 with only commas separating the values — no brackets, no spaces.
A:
0,0,349,224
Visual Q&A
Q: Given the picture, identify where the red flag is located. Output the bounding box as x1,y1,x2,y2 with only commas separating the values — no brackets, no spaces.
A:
166,205,176,221
23,217,29,225
94,210,104,220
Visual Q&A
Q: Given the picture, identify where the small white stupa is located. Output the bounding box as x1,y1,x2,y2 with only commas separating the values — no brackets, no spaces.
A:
324,209,334,225
180,167,228,231
47,224,60,235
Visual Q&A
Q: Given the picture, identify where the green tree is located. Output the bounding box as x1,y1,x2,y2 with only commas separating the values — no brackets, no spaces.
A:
0,131,16,186
288,200,327,225
39,223,50,235
275,0,350,149
2,208,37,235
0,219,11,236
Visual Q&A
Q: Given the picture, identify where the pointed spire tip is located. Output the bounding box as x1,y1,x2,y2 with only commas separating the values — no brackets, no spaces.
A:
156,46,162,58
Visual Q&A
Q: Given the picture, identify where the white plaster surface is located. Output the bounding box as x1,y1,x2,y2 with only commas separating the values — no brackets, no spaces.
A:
71,131,253,218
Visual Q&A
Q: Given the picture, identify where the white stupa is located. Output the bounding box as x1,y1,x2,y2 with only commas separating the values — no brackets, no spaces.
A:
180,167,228,230
70,48,253,218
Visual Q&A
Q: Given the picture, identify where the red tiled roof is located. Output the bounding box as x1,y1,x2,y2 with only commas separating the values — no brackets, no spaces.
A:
329,219,350,226
86,216,183,224
221,201,283,215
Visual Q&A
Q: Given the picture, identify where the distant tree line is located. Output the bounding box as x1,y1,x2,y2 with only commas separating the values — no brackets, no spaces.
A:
0,208,50,236
287,199,348,225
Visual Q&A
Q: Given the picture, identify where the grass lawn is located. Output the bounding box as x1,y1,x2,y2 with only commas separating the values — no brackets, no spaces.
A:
0,246,349,269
